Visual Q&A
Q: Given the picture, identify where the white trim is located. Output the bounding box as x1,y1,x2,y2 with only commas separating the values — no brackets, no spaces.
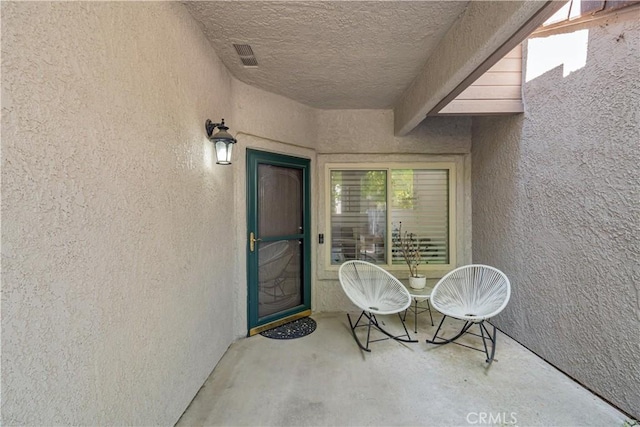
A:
532,2,640,38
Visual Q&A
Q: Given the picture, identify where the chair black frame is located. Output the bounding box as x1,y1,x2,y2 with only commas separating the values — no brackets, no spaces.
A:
347,310,417,352
426,316,499,363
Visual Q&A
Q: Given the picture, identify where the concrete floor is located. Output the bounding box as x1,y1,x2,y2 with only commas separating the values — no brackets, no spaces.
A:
177,312,628,426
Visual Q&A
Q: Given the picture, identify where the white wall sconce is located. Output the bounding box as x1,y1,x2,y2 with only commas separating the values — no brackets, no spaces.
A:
205,118,237,165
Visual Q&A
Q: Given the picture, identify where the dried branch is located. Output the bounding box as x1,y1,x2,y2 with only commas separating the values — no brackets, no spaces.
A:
393,222,421,277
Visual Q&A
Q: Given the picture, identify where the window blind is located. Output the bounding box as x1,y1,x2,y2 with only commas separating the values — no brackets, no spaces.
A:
329,168,449,266
391,169,449,265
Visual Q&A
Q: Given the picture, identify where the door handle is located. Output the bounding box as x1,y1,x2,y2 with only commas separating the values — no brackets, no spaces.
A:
249,232,262,252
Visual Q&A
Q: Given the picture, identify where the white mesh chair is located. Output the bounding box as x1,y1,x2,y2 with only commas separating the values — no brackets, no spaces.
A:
426,264,511,363
259,241,293,299
339,260,416,352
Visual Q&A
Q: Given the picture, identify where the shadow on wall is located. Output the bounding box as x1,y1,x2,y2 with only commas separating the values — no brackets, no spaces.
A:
522,24,639,318
471,113,523,268
474,17,640,419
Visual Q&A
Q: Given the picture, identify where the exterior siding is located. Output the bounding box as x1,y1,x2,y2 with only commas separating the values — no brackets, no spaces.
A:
439,45,523,115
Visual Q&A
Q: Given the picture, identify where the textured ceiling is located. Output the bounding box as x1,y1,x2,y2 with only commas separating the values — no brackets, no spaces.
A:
184,1,469,109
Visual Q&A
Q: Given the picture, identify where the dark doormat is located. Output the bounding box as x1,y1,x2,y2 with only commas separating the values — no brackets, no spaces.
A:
260,317,317,340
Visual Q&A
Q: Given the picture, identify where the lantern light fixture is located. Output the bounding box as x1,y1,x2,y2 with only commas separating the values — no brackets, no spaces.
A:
205,118,237,165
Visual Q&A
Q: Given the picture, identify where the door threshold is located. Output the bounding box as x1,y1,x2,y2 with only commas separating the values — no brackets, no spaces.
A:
248,309,312,336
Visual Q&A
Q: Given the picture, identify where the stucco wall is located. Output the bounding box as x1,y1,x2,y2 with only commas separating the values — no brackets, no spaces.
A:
229,107,474,316
314,111,473,312
232,79,318,150
471,17,639,418
230,81,319,338
316,110,471,154
1,2,479,424
1,2,238,425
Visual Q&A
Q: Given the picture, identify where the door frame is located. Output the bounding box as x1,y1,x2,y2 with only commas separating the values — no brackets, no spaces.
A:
246,149,311,335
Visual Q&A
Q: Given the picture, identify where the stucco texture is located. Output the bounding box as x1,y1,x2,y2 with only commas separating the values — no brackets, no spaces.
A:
316,110,471,154
313,111,473,312
1,2,476,423
2,2,237,424
471,18,640,418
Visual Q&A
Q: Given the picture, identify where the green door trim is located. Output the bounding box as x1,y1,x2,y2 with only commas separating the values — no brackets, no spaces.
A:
246,149,311,334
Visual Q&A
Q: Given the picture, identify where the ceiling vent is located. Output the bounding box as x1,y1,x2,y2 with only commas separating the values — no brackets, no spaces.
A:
233,43,258,68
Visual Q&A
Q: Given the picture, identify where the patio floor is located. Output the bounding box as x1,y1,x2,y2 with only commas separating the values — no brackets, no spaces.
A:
176,312,628,426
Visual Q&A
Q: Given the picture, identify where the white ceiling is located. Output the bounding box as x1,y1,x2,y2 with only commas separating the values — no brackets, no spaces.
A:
184,1,469,110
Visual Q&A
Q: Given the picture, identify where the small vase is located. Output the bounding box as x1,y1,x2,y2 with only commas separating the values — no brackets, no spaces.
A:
408,274,426,289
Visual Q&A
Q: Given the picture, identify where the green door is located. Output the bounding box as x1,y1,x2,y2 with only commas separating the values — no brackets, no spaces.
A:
247,149,311,335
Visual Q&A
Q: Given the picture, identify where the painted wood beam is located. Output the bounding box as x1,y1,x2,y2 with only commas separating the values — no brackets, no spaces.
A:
393,0,567,136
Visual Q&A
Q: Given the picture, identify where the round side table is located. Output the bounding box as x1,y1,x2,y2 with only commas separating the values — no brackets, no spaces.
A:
400,281,435,333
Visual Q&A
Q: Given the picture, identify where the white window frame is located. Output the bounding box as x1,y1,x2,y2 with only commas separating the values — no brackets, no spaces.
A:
324,162,457,274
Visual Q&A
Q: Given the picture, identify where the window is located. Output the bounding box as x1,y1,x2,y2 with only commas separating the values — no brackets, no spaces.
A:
327,163,455,270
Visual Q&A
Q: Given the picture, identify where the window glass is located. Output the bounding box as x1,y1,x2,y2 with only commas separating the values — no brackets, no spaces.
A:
330,170,387,264
391,169,449,265
329,167,450,267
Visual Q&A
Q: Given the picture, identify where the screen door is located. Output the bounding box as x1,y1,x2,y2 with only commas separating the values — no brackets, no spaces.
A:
246,149,311,335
